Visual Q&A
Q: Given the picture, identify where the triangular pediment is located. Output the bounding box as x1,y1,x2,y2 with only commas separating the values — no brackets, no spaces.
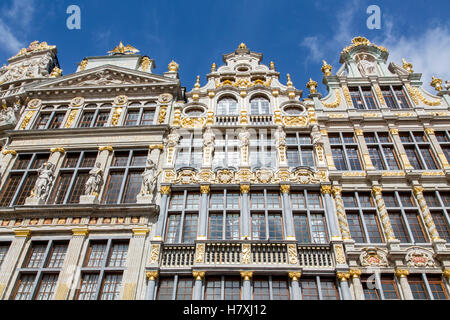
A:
27,64,179,91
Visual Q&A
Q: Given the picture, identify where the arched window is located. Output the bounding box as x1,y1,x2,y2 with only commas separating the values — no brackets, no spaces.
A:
77,103,112,128
124,101,155,126
250,97,270,115
217,98,238,115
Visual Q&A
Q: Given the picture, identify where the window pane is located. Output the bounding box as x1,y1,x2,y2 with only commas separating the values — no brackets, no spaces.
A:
347,213,365,243
77,273,99,300
225,214,240,240
125,110,139,126
294,214,310,243
46,243,68,268
205,277,221,300
166,214,181,243
108,241,129,267
0,174,23,206
122,171,143,203
310,214,328,243
389,213,410,243
364,214,384,243
103,171,124,204
381,277,400,300
300,278,319,300
182,214,198,243
252,214,266,240
427,276,448,300
176,277,193,300
272,277,289,300
268,214,283,240
332,148,347,170
321,279,339,300
224,277,241,300
209,214,223,240
253,277,270,300
26,243,47,268
406,213,428,243
157,277,174,300
86,242,107,267
13,274,36,300
100,273,123,300
35,274,59,300
408,276,429,299
141,110,155,125
15,173,37,205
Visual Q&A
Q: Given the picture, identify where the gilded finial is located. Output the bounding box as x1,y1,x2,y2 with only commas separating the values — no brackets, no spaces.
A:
306,78,318,94
430,76,443,92
194,75,200,89
238,42,247,49
211,63,216,72
78,58,88,71
108,41,140,55
286,74,293,88
321,60,332,76
402,58,413,73
49,67,62,78
168,60,179,72
270,61,275,71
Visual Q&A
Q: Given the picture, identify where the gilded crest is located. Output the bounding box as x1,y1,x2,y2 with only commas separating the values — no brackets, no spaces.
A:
360,248,389,267
70,97,84,107
405,247,435,268
28,98,42,109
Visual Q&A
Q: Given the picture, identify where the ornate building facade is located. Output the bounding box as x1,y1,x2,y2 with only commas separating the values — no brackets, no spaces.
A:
0,37,449,300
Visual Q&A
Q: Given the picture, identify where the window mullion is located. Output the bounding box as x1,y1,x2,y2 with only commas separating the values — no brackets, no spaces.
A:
358,87,368,110
316,276,323,300
422,273,434,300
390,86,401,109
62,169,78,204
91,109,99,127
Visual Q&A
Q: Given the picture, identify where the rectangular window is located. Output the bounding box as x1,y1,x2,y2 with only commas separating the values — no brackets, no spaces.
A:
286,133,314,168
427,275,448,300
365,132,400,170
253,277,270,300
268,214,283,240
408,276,429,299
176,132,203,169
182,214,198,243
0,243,10,267
293,214,310,243
271,277,289,300
224,277,241,300
203,276,242,301
380,276,400,300
393,86,411,109
176,277,193,300
320,279,339,300
329,133,362,171
300,278,319,300
252,213,266,240
401,132,439,170
381,86,399,109
156,277,174,300
349,87,364,109
362,87,377,109
205,277,222,300
249,130,276,169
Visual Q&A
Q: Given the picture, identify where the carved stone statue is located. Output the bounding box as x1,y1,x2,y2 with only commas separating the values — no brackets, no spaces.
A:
167,130,180,148
274,126,286,148
357,54,377,76
445,80,450,91
84,162,103,196
203,127,215,149
141,159,159,197
238,128,250,148
311,127,322,145
33,162,55,201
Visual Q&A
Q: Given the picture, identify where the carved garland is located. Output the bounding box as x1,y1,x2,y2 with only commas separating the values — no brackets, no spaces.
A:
321,89,342,108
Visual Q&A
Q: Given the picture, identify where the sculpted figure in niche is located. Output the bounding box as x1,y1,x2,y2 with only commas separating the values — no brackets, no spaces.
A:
238,128,250,148
357,54,377,76
274,126,286,148
203,127,215,149
84,162,103,196
34,162,55,200
167,129,180,148
141,159,159,198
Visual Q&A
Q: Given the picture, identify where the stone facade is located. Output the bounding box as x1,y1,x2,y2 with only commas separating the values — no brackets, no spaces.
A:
0,38,449,300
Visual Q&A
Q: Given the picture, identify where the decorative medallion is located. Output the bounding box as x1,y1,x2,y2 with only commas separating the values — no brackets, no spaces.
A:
158,93,173,104
360,248,389,267
405,247,435,268
255,170,273,184
216,169,235,184
70,97,84,107
114,95,128,106
28,98,42,109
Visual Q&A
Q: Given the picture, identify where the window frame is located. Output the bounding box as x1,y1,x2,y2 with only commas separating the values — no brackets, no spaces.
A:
329,132,362,171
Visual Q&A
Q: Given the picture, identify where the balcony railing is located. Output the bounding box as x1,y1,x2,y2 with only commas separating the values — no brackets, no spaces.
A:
215,115,239,126
249,115,273,125
158,241,333,269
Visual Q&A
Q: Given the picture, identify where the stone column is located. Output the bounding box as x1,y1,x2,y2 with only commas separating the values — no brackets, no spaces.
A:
192,271,205,300
280,184,295,240
395,269,414,300
121,228,150,300
0,229,31,299
54,228,88,300
424,128,450,170
48,147,66,167
331,186,352,240
389,129,414,170
240,184,251,240
145,271,159,300
349,269,364,300
371,186,397,241
288,272,302,300
240,271,253,300
412,186,442,242
197,185,210,240
321,185,341,239
337,272,352,300
154,186,171,240
149,144,163,164
354,129,376,171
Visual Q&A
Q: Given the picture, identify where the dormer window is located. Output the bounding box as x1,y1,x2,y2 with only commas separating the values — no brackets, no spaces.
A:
184,106,206,117
217,98,238,115
250,97,270,115
381,86,411,109
283,105,305,115
349,87,377,110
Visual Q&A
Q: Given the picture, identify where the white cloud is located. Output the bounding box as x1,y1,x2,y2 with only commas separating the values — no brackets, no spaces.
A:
379,25,450,89
0,0,36,55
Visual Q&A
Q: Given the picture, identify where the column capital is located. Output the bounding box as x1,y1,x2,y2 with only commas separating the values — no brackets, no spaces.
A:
50,147,65,154
192,271,206,281
354,129,364,136
14,229,31,237
72,227,89,236
331,186,342,196
200,185,210,194
443,269,450,279
288,272,302,281
424,128,435,135
395,268,410,278
372,185,383,195
98,146,113,152
349,269,362,278
320,185,332,195
240,184,250,194
160,185,171,195
337,272,351,282
2,149,17,156
413,185,424,195
149,144,164,150
145,271,159,281
132,227,149,236
389,128,399,135
280,184,290,194
240,271,253,281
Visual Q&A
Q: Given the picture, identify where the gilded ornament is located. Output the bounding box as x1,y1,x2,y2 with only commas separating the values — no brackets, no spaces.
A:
282,115,307,127
98,146,113,152
321,60,332,76
211,63,216,72
371,186,382,195
240,184,250,194
334,244,346,264
320,185,332,194
20,111,34,129
132,228,149,236
237,169,252,183
280,184,291,194
443,270,450,279
13,41,56,58
349,269,362,278
341,36,387,54
288,272,301,281
241,243,251,264
70,97,84,107
430,76,443,91
408,84,441,106
389,128,399,135
160,186,171,195
240,271,253,281
216,170,235,184
111,107,123,126
286,74,293,88
14,229,31,237
360,248,389,267
306,78,317,94
145,271,159,281
342,85,352,105
200,185,210,194
78,59,88,71
140,56,151,71
181,117,206,129
424,128,435,135
149,144,164,150
114,95,128,106
287,244,298,264
196,243,205,263
413,186,424,195
50,147,65,154
2,149,17,156
240,110,248,124
172,109,182,126
405,248,435,268
238,42,247,49
168,60,179,72
402,58,414,73
194,75,201,89
192,271,206,281
395,269,409,278
374,84,386,105
49,67,62,78
108,41,140,55
269,61,275,70
337,272,351,282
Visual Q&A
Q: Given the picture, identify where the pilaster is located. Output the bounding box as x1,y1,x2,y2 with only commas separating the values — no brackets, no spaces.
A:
240,271,253,300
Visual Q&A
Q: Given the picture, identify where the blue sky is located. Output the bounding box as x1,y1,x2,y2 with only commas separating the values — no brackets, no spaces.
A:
0,0,449,93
